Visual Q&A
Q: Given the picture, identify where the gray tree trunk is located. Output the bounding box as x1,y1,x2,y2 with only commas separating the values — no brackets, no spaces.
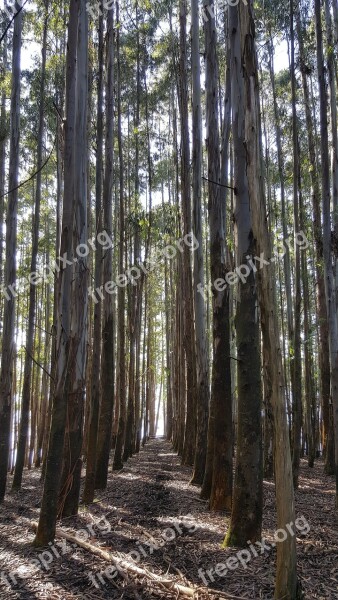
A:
315,0,338,506
191,0,209,486
230,2,300,596
0,5,22,503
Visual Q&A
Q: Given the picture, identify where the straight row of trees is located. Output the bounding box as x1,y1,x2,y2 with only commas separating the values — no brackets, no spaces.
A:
0,0,337,597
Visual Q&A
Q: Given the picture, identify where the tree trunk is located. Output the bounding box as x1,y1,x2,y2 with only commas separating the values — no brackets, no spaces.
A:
296,5,332,473
229,2,300,596
0,5,22,503
95,5,115,490
83,12,104,504
315,0,338,506
12,5,48,490
179,0,197,467
34,0,80,544
190,0,210,486
59,0,88,517
290,0,303,489
226,1,263,543
113,0,126,471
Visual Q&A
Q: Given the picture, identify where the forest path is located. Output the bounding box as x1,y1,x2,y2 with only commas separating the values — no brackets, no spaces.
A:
0,439,337,599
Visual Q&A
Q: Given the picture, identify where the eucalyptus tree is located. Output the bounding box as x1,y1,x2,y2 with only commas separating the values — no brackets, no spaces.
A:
12,2,49,491
315,0,338,507
227,0,300,596
200,0,232,511
226,0,263,543
83,11,104,504
0,3,22,504
290,0,302,488
190,0,209,486
178,0,197,466
59,0,89,517
95,4,115,489
113,0,127,471
35,0,88,543
296,2,329,470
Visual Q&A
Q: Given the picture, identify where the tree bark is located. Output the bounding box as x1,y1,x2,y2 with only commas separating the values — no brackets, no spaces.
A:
315,0,338,506
190,0,210,486
95,5,115,490
226,1,263,543
12,5,48,490
83,12,104,503
0,4,22,503
34,0,80,544
228,2,300,596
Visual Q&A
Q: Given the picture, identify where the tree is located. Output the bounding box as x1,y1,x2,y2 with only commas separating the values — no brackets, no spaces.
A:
178,0,197,467
34,0,87,543
0,3,22,503
95,4,115,490
83,10,104,504
113,0,127,471
12,2,49,491
226,0,263,544
315,0,338,507
190,0,209,486
228,1,300,596
201,0,233,511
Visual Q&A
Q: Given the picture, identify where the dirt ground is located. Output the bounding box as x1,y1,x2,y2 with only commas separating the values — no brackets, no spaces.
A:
0,438,337,599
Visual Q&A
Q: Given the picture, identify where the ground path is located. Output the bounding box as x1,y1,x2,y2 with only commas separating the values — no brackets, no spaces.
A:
0,439,337,599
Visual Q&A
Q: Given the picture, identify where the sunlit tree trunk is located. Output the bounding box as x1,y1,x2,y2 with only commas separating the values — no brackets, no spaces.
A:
34,0,80,543
95,5,115,489
226,1,262,543
228,2,300,596
179,0,197,466
190,0,210,486
59,0,88,517
201,0,233,511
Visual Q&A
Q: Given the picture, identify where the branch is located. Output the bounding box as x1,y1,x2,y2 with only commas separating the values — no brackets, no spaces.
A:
31,522,194,597
0,0,29,45
0,139,56,199
202,175,237,193
23,347,53,380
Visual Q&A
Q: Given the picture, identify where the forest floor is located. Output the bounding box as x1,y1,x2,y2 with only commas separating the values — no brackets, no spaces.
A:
0,438,337,600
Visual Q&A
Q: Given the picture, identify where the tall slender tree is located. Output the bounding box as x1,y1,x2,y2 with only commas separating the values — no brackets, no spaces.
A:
12,3,49,491
315,0,338,506
190,0,209,486
228,2,300,596
0,3,22,503
95,4,115,490
34,0,85,543
226,0,263,543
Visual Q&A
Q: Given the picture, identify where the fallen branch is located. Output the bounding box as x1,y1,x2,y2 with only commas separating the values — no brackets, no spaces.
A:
30,521,195,597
